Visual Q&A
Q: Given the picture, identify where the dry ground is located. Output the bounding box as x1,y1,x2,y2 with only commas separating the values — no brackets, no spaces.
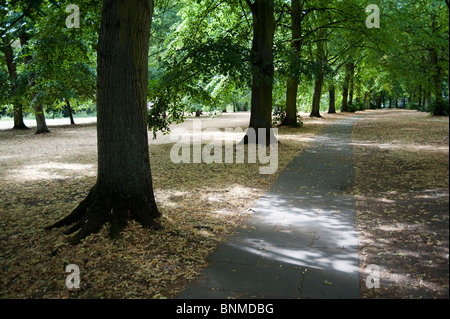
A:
1,110,447,299
353,110,449,299
0,112,345,299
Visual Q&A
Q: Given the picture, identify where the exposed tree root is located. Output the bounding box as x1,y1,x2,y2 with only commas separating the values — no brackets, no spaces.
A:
279,117,298,128
45,185,162,245
35,129,51,135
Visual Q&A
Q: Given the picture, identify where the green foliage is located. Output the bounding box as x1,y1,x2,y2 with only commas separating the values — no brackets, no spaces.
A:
1,0,449,133
429,99,450,116
0,0,100,121
272,109,304,127
347,101,366,113
147,0,253,135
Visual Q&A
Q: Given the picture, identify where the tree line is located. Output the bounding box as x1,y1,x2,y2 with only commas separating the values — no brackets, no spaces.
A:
1,0,448,135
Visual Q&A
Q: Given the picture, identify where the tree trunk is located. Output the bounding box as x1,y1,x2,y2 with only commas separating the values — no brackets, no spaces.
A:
310,76,324,117
425,91,432,109
281,0,302,127
34,104,50,134
430,17,444,108
418,85,422,108
19,33,50,134
4,43,28,130
310,28,325,118
328,85,336,114
349,70,354,105
243,0,277,144
430,47,443,104
65,99,76,125
341,62,353,112
46,0,161,245
283,78,299,126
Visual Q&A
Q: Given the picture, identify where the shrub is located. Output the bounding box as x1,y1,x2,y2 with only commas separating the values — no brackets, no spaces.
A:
348,101,365,113
272,110,304,127
429,99,449,116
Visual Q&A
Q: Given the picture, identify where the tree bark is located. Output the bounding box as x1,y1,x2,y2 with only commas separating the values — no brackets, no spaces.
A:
430,47,443,104
34,104,50,134
430,17,444,107
349,69,354,105
341,62,353,112
310,76,323,117
281,0,302,127
4,43,28,130
310,29,325,118
65,99,76,125
46,0,161,245
328,85,336,114
243,0,277,144
19,33,50,134
283,78,299,126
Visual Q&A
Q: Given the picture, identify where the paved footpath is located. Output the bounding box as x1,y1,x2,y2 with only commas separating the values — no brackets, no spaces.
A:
178,115,363,299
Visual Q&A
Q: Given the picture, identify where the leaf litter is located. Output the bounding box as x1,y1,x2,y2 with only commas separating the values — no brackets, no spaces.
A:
353,110,449,299
0,113,346,299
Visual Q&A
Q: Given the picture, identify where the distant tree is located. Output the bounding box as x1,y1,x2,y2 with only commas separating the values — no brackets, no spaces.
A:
2,40,28,129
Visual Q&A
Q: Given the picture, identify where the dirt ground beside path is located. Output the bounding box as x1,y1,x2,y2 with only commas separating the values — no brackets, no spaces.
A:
353,110,449,299
0,112,349,299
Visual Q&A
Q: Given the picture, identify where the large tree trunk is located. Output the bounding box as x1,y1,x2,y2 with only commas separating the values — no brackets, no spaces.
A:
19,33,50,134
46,0,161,245
4,43,28,130
281,0,302,127
243,0,277,144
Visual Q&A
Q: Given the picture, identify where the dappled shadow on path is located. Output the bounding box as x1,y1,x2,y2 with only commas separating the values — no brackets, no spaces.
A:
178,116,363,299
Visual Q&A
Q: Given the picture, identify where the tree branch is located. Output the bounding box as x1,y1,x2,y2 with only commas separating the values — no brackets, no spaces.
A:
0,13,25,38
244,0,255,15
275,3,290,27
239,0,252,28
